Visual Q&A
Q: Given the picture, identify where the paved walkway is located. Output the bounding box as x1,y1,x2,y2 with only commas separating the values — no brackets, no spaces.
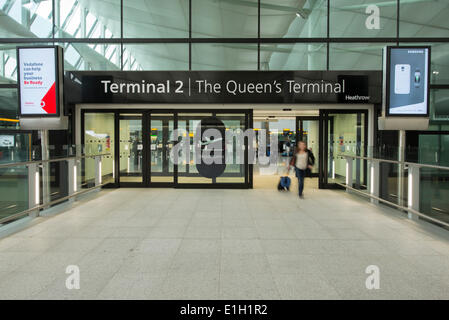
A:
1,177,449,299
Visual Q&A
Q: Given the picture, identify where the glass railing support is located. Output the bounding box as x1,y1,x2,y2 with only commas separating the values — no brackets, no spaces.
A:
27,163,39,217
340,154,449,229
370,160,380,205
407,164,420,221
345,156,353,192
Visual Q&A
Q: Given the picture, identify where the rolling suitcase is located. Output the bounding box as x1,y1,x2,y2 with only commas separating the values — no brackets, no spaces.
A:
277,176,291,191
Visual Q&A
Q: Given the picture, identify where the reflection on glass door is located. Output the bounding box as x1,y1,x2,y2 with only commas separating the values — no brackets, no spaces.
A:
150,113,174,183
297,117,320,176
177,113,212,184
119,114,143,184
325,111,367,188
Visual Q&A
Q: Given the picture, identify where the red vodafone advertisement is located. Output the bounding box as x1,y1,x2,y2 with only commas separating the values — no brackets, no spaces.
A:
18,47,62,117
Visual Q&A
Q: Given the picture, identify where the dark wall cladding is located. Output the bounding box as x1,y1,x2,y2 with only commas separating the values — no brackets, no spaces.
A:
64,71,382,109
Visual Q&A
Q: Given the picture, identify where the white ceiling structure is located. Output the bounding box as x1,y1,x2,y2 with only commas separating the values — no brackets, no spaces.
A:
0,0,448,117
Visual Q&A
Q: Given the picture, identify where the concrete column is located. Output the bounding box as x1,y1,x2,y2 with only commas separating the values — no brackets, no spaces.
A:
407,164,420,220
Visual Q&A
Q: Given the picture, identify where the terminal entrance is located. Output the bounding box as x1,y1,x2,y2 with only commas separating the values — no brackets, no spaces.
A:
82,107,368,190
83,109,252,188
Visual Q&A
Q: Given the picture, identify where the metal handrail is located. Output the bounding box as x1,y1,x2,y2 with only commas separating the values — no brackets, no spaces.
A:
0,153,111,169
336,182,449,229
0,182,108,225
338,154,449,171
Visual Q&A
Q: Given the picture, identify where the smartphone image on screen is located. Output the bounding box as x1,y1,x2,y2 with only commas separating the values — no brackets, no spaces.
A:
394,64,411,94
414,69,421,88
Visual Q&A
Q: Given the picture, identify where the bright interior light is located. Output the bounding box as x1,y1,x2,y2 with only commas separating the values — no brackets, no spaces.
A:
35,171,40,205
99,161,102,184
332,160,335,180
370,165,374,194
73,165,77,192
408,171,413,208
346,161,349,185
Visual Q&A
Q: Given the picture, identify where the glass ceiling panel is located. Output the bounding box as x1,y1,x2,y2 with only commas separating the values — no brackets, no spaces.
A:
330,0,397,38
399,0,449,37
123,0,189,38
192,0,258,38
260,0,327,38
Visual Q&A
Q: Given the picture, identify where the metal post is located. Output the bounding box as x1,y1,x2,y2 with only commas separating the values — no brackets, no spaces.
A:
67,158,76,203
345,156,353,191
27,163,39,217
407,164,420,220
370,160,380,204
95,156,102,186
398,130,406,207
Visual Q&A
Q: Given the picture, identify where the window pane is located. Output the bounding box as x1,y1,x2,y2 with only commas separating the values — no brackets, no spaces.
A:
192,0,258,38
123,44,188,71
192,43,258,70
400,0,449,37
55,0,120,38
60,43,121,70
260,0,327,38
123,0,189,38
329,43,385,70
260,43,326,70
431,89,449,121
0,0,53,38
0,88,19,121
330,0,397,37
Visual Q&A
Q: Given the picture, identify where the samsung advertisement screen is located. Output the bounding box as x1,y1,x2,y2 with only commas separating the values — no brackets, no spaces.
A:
18,47,59,117
387,47,429,116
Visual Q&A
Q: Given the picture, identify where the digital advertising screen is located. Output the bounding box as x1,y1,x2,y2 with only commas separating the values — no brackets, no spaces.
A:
386,46,430,116
0,135,15,147
18,46,61,117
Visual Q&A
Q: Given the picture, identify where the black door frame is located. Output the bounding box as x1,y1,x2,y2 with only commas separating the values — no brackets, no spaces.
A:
320,109,369,189
81,108,252,189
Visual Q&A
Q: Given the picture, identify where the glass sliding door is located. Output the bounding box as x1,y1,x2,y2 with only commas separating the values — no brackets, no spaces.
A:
177,113,213,184
297,117,320,176
149,113,175,184
322,110,367,189
119,113,143,185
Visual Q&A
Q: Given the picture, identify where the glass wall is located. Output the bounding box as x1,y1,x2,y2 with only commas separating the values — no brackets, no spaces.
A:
260,43,326,70
261,0,327,38
192,0,257,38
1,0,449,74
83,112,115,187
192,43,258,70
330,0,397,38
1,0,449,130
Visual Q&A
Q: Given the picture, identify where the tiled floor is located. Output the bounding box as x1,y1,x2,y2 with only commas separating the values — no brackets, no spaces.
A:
1,176,449,299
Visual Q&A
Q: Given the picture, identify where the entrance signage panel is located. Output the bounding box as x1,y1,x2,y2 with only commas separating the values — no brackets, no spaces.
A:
65,71,381,105
384,46,430,116
18,46,63,117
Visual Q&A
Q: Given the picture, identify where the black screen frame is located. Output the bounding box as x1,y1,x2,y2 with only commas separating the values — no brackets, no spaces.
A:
385,46,431,117
17,46,62,118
